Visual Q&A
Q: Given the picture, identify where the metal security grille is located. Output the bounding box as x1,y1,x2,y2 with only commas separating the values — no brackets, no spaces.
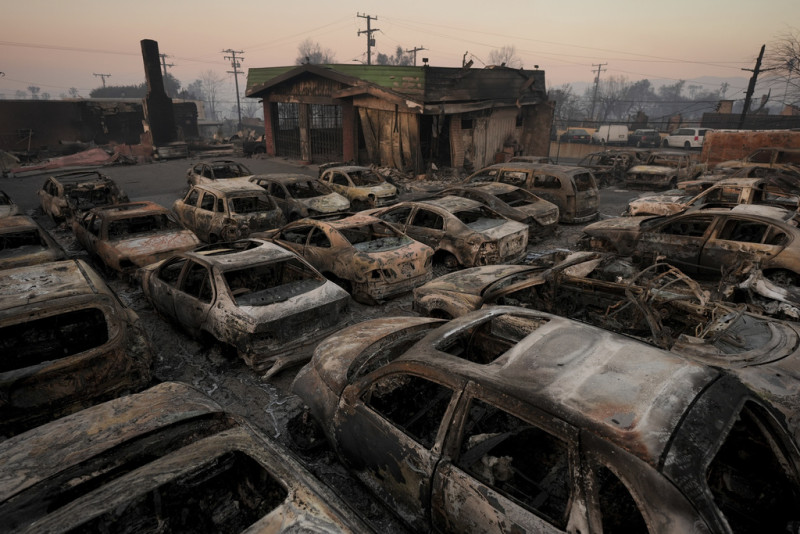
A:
310,104,342,162
273,103,301,159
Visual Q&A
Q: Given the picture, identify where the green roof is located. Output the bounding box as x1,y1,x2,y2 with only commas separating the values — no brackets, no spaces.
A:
246,64,426,97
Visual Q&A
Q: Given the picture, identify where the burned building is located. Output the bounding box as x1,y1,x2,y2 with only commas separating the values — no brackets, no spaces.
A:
245,63,553,173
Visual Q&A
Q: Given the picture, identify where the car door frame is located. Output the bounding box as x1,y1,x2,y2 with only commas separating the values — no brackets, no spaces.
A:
431,381,584,533
698,214,788,276
637,213,717,274
335,366,466,531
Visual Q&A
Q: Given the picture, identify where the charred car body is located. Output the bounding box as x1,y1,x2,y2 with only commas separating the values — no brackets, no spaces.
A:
140,239,350,376
413,251,800,367
625,150,706,190
73,201,201,275
368,196,528,274
0,259,152,437
581,204,800,285
37,170,129,222
250,173,350,220
577,149,649,186
293,306,800,533
627,176,800,217
465,162,599,223
0,215,66,269
256,214,433,305
172,181,284,243
186,159,254,186
437,183,559,236
0,382,370,533
318,165,398,210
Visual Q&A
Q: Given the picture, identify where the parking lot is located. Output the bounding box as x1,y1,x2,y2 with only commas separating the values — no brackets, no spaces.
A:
0,155,641,530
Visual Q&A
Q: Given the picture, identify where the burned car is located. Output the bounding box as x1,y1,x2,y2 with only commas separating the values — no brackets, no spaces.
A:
625,150,706,190
0,190,20,218
581,204,800,285
368,196,528,274
37,170,129,222
0,259,152,437
413,251,800,365
172,181,284,243
256,213,433,304
318,165,397,210
292,306,800,533
438,183,559,235
627,176,800,217
714,147,800,174
0,215,66,270
140,239,350,376
577,149,649,186
250,173,350,220
186,159,253,186
465,162,599,223
72,201,201,276
0,381,370,533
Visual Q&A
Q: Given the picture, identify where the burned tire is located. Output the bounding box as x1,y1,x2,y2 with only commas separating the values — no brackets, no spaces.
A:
433,252,459,277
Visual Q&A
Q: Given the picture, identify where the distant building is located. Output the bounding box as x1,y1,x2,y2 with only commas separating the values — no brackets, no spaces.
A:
0,99,198,156
245,63,553,173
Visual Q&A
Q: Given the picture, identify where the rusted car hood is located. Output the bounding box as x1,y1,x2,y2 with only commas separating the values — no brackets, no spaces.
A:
628,191,692,215
516,202,559,225
301,194,350,213
416,264,537,297
584,216,649,234
629,165,678,176
110,231,200,265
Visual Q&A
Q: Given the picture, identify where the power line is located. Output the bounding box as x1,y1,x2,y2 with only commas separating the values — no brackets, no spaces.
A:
589,63,607,120
406,46,427,66
357,13,379,66
222,49,244,131
93,73,111,87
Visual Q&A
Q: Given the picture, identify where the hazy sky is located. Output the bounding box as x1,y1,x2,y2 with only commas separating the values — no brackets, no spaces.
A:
2,0,798,105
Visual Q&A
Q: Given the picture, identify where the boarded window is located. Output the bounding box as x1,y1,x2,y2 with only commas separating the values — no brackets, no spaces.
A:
458,398,571,528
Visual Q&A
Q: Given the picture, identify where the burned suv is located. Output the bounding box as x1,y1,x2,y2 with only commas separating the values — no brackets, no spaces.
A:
293,306,800,533
625,150,706,190
172,181,284,243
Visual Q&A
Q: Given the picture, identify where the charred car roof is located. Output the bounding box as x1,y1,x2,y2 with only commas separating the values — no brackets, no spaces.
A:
0,382,370,533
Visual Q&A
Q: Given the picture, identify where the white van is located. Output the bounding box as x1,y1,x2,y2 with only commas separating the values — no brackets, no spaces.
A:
591,125,628,145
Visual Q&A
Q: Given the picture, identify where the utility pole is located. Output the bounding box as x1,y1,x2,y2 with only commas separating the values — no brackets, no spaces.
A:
93,73,111,87
406,46,427,66
357,13,379,66
159,53,175,95
223,49,244,132
589,63,607,122
739,45,768,130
